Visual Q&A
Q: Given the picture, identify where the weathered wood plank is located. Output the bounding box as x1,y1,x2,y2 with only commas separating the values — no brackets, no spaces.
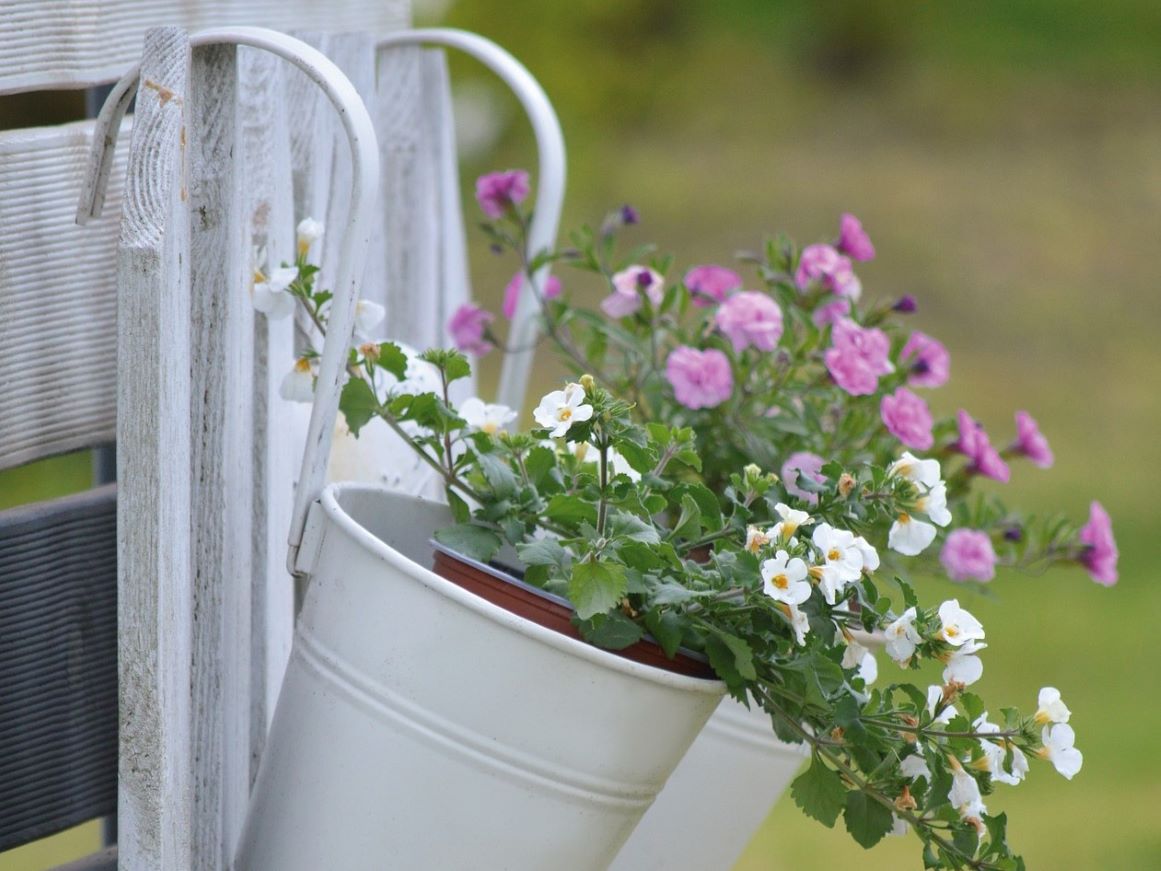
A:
187,43,251,870
237,45,297,774
0,0,410,94
0,121,129,471
0,486,117,853
115,26,194,871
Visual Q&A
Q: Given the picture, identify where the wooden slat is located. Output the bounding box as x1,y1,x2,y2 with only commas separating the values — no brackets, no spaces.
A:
0,121,128,471
0,486,117,852
0,0,409,95
115,27,194,870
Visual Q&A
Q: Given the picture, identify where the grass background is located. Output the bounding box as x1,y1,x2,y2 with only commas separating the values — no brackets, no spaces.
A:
4,1,1159,868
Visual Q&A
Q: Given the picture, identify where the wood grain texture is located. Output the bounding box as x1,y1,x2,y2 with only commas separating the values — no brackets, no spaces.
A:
115,26,194,871
0,121,128,471
237,45,297,775
187,43,252,870
0,0,410,94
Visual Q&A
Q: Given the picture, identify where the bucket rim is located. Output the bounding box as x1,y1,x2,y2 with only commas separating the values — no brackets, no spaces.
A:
315,482,725,695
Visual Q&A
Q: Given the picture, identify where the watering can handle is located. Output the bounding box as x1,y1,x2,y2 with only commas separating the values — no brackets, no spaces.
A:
77,26,380,573
378,29,567,412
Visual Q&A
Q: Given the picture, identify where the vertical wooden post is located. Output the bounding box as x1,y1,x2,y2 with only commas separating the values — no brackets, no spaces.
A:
115,26,193,871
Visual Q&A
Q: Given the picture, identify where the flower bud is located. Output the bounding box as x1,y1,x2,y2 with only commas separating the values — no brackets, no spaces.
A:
894,785,917,812
830,727,845,743
359,342,380,363
743,463,762,480
837,472,857,498
579,373,595,392
893,294,917,313
942,681,965,704
899,714,919,743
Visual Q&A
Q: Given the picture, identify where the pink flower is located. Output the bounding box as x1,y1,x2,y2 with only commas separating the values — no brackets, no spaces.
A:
837,213,876,261
475,170,530,218
448,303,494,356
1078,501,1118,586
940,529,997,582
685,264,742,307
880,387,934,450
781,451,826,506
502,272,562,320
795,244,862,300
954,410,1010,483
901,331,950,388
812,297,851,328
824,318,894,396
665,346,733,409
715,291,784,353
601,265,664,318
1013,410,1054,469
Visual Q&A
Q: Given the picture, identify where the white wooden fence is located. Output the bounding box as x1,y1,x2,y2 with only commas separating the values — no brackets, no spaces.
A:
0,2,564,868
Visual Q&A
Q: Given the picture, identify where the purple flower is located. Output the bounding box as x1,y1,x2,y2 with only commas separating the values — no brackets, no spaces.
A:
940,529,997,582
601,265,664,318
502,272,562,320
796,244,862,300
900,331,950,389
620,204,639,225
954,410,1010,483
1013,410,1054,469
475,169,530,219
665,346,733,409
448,303,494,356
837,213,876,261
880,387,934,451
715,291,784,353
685,264,743,307
893,294,918,313
1078,501,1118,586
812,297,851,328
824,318,894,396
781,451,826,506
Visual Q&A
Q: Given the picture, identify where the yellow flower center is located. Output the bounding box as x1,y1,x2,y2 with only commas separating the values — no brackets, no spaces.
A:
828,548,841,562
482,422,499,434
294,357,312,374
559,408,573,421
898,512,911,524
773,573,789,590
945,626,959,639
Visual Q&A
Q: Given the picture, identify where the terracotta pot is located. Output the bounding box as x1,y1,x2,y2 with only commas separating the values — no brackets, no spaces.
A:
431,544,716,680
236,485,725,871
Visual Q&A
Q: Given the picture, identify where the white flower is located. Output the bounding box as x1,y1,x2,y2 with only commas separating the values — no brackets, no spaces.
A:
280,357,314,403
889,815,910,838
936,599,985,647
772,502,813,540
354,299,386,335
942,638,986,686
852,535,880,572
811,523,863,604
888,512,938,556
899,753,931,781
915,481,952,527
1039,724,1083,779
761,550,811,605
745,525,772,554
785,602,810,646
884,607,922,664
971,712,1029,786
253,266,299,320
532,386,593,438
296,217,324,255
841,639,878,685
1034,687,1071,725
927,685,955,726
459,398,517,434
889,451,942,488
567,442,642,482
949,767,987,824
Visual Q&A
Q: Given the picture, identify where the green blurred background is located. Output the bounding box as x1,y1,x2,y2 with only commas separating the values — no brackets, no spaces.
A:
4,1,1158,868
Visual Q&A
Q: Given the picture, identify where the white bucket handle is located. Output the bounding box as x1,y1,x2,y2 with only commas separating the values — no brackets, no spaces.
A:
77,26,380,572
378,28,567,412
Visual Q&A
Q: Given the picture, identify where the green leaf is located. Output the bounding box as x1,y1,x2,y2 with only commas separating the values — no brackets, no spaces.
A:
374,342,409,380
443,352,472,384
447,489,471,524
607,510,660,545
524,445,557,485
643,609,683,659
545,494,598,527
434,524,502,563
791,757,846,828
568,560,627,620
516,538,568,570
843,790,894,849
670,493,703,541
576,611,644,650
338,377,379,436
706,629,756,681
952,823,979,859
477,451,517,498
675,483,723,532
895,575,919,610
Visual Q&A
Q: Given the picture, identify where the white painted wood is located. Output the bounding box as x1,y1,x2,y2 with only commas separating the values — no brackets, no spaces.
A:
236,45,298,764
114,26,194,871
187,43,252,870
377,29,568,412
0,0,410,94
0,121,128,470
